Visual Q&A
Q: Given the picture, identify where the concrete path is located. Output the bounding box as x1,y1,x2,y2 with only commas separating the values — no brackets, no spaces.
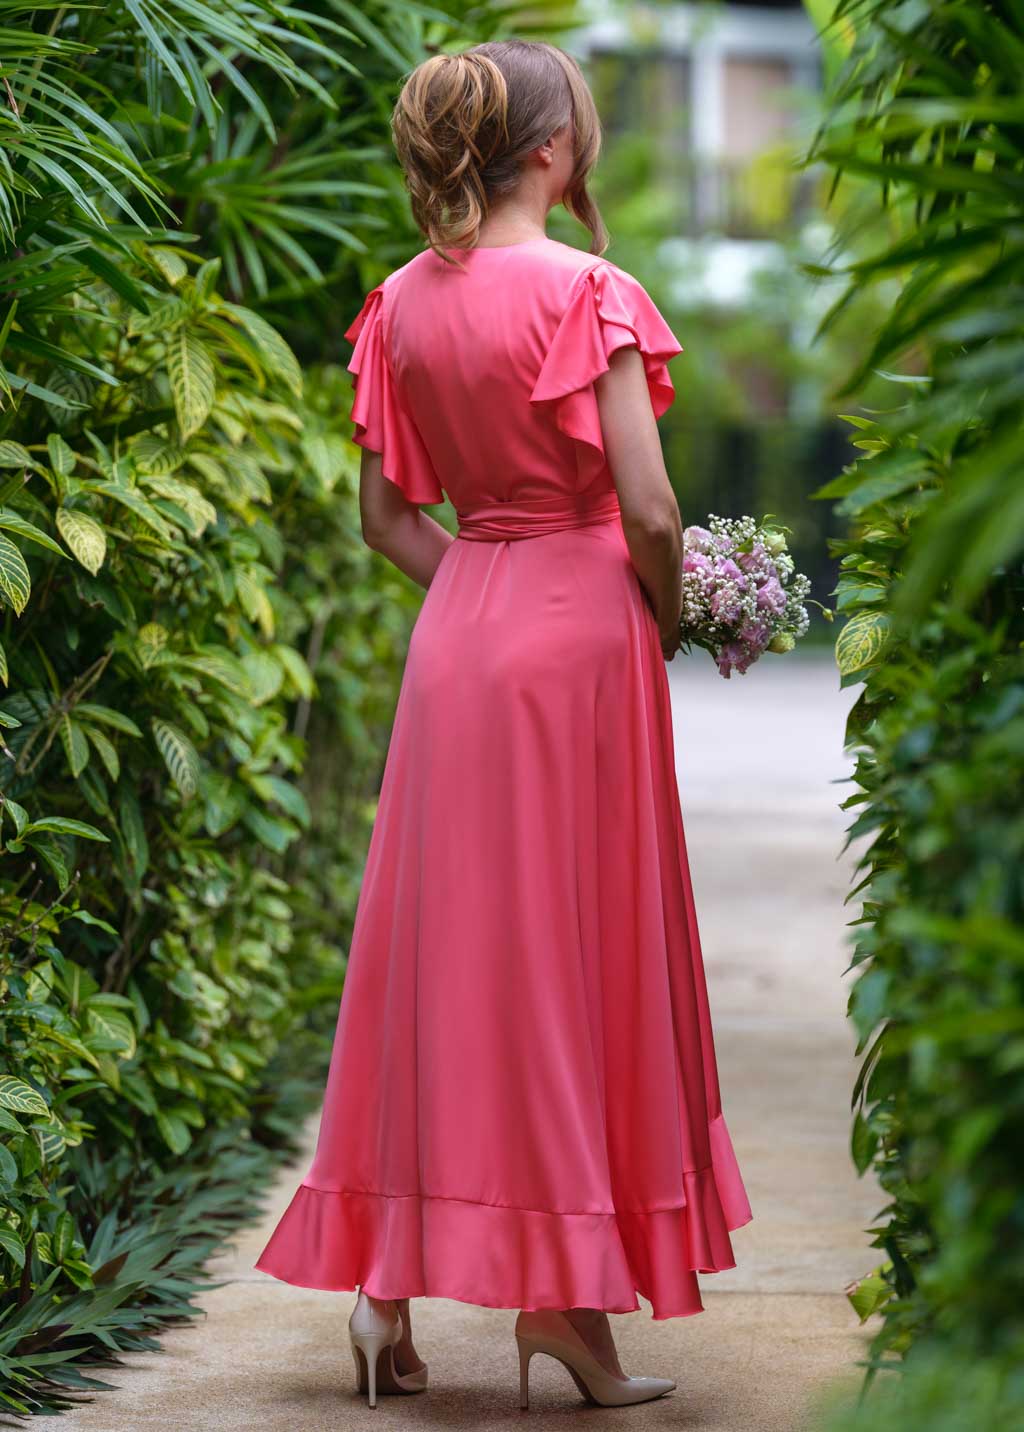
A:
36,649,879,1431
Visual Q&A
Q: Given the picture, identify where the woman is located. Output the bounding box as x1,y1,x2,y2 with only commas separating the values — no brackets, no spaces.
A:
254,37,752,1410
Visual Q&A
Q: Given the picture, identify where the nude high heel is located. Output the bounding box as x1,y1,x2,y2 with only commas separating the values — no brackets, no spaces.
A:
348,1289,428,1407
515,1308,676,1409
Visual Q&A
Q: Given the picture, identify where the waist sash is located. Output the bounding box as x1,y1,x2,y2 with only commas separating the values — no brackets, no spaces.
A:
455,488,622,543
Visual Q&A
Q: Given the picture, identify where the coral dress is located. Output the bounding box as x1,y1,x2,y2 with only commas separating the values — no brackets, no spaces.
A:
254,236,752,1319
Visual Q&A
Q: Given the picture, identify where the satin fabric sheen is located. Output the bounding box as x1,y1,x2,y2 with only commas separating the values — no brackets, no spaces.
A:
254,238,753,1318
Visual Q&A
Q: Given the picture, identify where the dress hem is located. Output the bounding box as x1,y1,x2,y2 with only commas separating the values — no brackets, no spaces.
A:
253,1112,752,1321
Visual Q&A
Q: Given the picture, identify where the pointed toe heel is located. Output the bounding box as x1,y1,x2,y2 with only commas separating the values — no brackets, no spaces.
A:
515,1309,675,1410
349,1290,428,1407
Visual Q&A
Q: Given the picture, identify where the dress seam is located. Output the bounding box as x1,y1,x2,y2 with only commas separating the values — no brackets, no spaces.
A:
297,1173,718,1218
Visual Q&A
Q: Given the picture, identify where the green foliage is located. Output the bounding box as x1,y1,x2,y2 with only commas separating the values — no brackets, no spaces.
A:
804,0,1024,1421
0,0,582,1414
813,1341,1024,1432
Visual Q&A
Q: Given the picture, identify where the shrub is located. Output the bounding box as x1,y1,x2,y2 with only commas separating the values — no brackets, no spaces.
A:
803,0,1024,1421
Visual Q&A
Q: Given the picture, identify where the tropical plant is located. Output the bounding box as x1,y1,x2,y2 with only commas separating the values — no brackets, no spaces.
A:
0,0,582,1415
800,0,1024,1423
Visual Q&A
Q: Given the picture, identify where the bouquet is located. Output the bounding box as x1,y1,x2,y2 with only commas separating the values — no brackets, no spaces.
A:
679,514,816,678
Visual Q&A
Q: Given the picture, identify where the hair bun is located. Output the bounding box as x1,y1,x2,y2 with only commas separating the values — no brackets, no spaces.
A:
391,40,606,260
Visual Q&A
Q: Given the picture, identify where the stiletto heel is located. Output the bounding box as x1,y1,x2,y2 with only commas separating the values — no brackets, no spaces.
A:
348,1290,429,1407
351,1329,391,1408
514,1309,675,1409
518,1337,533,1409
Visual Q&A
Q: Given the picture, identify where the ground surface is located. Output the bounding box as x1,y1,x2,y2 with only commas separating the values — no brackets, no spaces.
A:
35,649,879,1431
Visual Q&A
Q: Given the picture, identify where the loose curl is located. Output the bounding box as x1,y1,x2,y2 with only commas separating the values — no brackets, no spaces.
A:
391,40,608,269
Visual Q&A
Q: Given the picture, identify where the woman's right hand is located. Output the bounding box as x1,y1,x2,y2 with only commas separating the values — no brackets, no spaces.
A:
660,626,681,662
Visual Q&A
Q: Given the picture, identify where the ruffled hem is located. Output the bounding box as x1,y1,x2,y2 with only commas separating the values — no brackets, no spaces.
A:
253,1113,751,1321
528,261,684,489
344,284,445,506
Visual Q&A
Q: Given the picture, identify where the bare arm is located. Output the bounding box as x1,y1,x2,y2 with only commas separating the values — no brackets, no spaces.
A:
595,346,683,659
358,448,454,589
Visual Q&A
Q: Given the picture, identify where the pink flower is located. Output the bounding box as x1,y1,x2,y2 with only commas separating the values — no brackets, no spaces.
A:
756,577,786,616
716,641,751,678
715,557,746,586
710,587,742,625
738,618,770,651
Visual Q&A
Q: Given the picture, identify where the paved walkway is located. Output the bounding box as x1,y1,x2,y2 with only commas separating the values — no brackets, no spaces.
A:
37,650,878,1431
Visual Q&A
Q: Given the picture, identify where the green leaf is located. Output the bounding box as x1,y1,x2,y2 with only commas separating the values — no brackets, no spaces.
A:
0,532,30,614
60,715,91,778
846,1267,893,1324
0,508,66,557
0,1076,49,1117
47,433,76,476
155,1110,193,1155
167,330,215,440
74,703,143,737
0,441,35,469
218,302,303,398
272,643,314,699
52,1210,75,1264
151,247,190,285
836,611,892,677
22,815,110,842
0,1143,17,1188
84,723,120,780
152,717,200,798
90,481,174,541
28,835,70,890
87,1006,136,1056
144,475,217,534
0,1223,26,1269
851,1110,878,1175
56,508,107,574
34,1123,66,1164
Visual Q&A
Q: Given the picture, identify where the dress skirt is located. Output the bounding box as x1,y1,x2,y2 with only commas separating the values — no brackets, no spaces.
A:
254,488,753,1319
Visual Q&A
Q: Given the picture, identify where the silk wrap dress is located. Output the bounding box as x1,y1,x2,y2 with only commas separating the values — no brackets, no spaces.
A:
254,236,753,1319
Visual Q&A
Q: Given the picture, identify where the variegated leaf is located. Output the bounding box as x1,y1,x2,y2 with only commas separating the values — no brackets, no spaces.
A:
151,717,200,799
56,507,106,574
167,330,215,440
0,532,30,614
0,1076,49,1117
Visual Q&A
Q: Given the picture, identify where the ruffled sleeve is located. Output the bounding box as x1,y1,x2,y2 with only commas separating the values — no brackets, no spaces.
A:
529,261,684,486
343,284,444,506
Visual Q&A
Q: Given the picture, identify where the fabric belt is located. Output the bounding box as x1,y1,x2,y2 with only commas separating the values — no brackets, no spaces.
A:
455,488,622,542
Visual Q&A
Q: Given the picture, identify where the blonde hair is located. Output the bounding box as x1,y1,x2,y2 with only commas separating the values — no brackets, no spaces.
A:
391,39,608,268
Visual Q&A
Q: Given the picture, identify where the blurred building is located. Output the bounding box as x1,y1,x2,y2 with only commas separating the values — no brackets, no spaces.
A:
574,3,845,613
577,1,821,289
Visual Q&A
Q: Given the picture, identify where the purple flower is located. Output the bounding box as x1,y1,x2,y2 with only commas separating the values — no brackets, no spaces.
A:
738,618,770,651
756,576,786,616
710,587,742,625
716,641,751,678
715,557,745,583
683,551,712,576
683,525,713,552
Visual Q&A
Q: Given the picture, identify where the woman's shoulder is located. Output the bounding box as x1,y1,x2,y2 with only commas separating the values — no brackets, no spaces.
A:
381,238,628,288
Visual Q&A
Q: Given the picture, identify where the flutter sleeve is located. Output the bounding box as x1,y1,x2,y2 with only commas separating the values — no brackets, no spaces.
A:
343,283,444,506
528,261,684,486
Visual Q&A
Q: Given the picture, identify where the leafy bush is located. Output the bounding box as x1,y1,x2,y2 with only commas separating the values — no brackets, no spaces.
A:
802,0,1024,1420
0,0,569,1414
